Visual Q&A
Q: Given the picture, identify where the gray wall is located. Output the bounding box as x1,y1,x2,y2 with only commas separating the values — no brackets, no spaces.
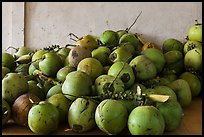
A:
2,2,202,52
2,2,24,54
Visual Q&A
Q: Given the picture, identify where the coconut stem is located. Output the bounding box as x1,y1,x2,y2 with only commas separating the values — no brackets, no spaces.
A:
5,46,19,52
108,56,132,89
33,70,61,85
126,11,142,32
62,93,100,104
68,33,79,41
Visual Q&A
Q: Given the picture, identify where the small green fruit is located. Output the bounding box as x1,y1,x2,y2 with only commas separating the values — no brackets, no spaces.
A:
76,35,99,51
128,106,165,135
92,46,111,66
108,61,135,89
109,47,133,63
184,47,202,73
168,79,192,107
68,98,97,132
47,93,71,123
62,71,92,100
179,72,201,97
28,102,59,135
129,55,157,81
2,67,10,79
77,58,104,81
119,33,140,50
162,38,183,53
46,84,62,98
183,40,202,55
156,100,184,132
95,99,128,135
2,53,16,70
2,99,11,126
188,22,202,42
100,30,119,48
39,52,63,77
56,66,75,82
2,73,29,104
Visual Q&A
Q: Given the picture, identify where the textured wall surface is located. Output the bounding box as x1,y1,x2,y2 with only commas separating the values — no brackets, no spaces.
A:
2,2,202,52
2,2,24,53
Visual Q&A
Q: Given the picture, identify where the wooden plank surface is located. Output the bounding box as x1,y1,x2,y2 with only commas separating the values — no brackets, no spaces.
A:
2,97,202,135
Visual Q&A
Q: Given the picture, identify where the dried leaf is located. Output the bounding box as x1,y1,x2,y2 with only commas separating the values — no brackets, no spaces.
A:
144,94,169,102
136,85,142,96
4,110,8,115
29,97,35,104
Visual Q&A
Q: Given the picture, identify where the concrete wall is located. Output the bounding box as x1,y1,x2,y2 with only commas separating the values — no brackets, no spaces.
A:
2,2,202,52
2,2,24,54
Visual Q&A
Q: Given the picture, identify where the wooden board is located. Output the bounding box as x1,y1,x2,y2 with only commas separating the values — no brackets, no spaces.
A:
2,97,202,135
